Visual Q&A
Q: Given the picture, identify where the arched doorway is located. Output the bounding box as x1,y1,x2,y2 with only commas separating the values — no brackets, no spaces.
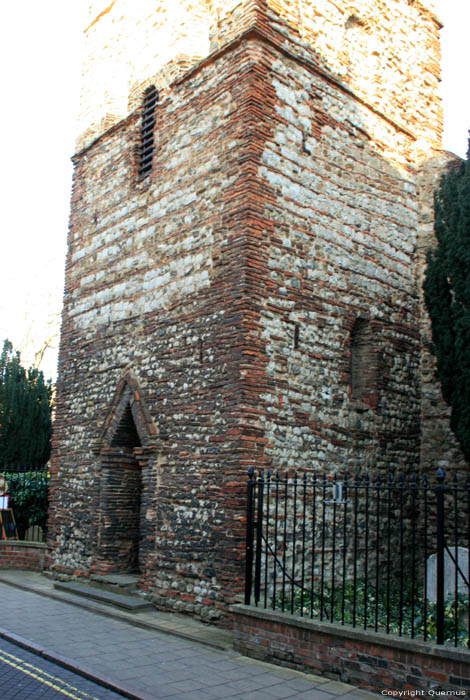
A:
93,373,157,575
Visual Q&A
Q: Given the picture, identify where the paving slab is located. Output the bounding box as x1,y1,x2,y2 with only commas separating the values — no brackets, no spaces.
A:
0,571,380,700
54,581,153,611
0,570,231,650
322,681,366,695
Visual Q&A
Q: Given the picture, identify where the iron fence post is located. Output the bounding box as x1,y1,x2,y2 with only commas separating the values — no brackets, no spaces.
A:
436,467,445,644
254,471,265,606
244,467,255,605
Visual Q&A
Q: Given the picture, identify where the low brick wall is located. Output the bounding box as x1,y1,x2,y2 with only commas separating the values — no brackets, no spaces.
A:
231,604,470,695
0,541,47,571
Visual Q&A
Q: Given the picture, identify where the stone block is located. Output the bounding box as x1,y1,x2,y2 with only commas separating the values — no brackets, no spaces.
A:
426,548,469,602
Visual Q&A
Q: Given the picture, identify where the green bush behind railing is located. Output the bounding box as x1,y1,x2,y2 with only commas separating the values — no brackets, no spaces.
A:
2,470,49,540
276,578,469,647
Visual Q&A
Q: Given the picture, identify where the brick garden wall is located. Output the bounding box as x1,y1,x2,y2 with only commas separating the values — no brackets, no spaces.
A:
0,542,47,571
232,605,470,696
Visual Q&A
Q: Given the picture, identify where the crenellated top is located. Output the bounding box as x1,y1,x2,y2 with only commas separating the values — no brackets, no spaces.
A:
76,0,443,154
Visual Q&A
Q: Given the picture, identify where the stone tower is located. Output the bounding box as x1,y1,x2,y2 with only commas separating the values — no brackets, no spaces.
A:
49,0,461,622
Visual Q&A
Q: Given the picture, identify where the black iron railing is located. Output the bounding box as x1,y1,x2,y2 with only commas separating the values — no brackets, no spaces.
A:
0,465,49,542
245,467,470,647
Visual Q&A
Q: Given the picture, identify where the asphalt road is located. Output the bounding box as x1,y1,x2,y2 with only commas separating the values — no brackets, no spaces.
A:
0,638,125,700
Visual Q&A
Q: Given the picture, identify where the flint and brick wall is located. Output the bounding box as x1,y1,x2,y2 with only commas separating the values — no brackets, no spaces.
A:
50,38,256,621
79,0,442,151
49,0,464,624
251,37,425,475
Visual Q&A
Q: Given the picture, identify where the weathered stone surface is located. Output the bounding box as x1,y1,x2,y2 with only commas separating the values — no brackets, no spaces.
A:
426,548,470,602
48,0,466,625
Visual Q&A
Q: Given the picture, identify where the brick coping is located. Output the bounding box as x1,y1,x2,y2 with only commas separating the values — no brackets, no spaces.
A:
231,603,470,662
0,541,47,550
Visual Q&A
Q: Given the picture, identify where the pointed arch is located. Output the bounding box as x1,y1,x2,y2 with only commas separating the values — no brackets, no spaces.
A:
97,371,157,452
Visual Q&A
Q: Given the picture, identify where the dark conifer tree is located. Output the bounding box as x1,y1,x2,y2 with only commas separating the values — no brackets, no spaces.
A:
0,339,52,467
424,141,470,461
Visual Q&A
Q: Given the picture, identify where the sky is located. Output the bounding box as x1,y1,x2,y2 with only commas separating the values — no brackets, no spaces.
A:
0,0,468,381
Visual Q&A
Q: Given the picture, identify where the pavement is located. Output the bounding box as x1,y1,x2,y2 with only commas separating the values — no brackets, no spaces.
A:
0,570,380,700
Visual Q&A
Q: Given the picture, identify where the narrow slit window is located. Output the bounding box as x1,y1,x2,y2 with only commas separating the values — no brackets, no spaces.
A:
350,318,375,402
294,324,300,349
138,86,158,178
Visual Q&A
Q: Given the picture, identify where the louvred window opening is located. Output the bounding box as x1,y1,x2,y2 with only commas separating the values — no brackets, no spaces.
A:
138,86,158,178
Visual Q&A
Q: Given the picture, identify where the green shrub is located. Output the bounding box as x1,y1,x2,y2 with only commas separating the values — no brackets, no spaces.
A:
0,339,52,467
424,147,470,460
5,471,49,540
275,578,469,647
